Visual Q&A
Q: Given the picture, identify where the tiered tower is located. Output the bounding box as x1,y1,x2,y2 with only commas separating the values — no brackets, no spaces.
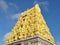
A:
5,4,55,45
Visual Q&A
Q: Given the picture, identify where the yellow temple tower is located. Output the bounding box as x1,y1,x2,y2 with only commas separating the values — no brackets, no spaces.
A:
5,4,55,45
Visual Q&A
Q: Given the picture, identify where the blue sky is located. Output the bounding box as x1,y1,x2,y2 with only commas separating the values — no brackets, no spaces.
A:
0,0,60,45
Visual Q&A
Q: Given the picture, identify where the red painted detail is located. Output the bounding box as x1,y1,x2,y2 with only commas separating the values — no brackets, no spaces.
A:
22,15,27,18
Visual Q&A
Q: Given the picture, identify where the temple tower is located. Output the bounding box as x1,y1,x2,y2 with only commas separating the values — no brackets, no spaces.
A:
5,4,55,45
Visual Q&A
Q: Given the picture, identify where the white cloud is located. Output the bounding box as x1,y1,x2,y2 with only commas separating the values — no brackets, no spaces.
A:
11,13,20,20
4,32,10,39
56,41,60,45
0,0,19,12
33,1,49,12
9,3,19,10
0,0,8,11
39,1,49,12
3,32,10,45
39,1,48,6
